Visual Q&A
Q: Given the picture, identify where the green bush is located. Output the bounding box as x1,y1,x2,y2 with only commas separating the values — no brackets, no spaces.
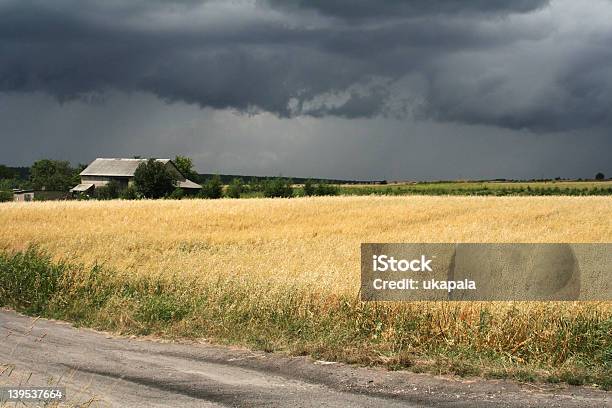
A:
226,178,243,198
303,179,315,196
200,174,223,199
263,178,293,198
119,185,139,200
314,183,339,196
0,190,13,202
246,179,265,193
168,188,184,200
302,180,338,197
94,180,121,200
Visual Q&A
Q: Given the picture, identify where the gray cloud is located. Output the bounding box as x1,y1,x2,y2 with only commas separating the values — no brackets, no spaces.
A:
264,0,550,20
1,92,610,180
1,0,612,134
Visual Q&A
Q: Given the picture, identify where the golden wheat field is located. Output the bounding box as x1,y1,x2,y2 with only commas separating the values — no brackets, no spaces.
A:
1,196,612,383
1,195,611,295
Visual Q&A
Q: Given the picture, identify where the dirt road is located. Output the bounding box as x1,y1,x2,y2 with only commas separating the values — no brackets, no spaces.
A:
0,309,609,407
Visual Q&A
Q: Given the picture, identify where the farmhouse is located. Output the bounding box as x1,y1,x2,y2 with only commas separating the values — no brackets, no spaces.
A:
70,158,202,194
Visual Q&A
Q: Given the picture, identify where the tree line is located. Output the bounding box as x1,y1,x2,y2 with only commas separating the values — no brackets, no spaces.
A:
2,157,606,202
0,156,340,201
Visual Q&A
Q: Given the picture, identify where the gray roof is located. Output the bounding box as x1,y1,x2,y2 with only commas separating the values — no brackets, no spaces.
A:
80,158,170,177
70,183,94,192
177,179,202,189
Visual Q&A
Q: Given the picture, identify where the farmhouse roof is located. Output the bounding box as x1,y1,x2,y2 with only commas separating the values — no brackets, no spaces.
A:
80,158,171,177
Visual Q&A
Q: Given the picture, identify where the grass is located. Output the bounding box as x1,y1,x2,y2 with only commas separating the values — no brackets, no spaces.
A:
0,196,611,388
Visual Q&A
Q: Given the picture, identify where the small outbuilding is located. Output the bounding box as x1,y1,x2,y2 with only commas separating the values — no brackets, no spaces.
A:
12,189,35,202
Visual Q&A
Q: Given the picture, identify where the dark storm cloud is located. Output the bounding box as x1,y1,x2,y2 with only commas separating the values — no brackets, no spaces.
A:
1,0,612,132
264,0,550,20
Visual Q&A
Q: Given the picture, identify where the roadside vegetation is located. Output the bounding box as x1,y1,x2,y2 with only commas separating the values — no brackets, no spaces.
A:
0,248,610,390
0,196,610,389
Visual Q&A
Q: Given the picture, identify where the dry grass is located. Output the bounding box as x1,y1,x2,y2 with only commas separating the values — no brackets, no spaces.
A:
1,196,611,386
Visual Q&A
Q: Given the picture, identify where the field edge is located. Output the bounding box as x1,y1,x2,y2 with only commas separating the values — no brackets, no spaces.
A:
1,247,610,391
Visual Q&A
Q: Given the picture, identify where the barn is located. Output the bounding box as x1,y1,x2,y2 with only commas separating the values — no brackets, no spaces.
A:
70,158,202,194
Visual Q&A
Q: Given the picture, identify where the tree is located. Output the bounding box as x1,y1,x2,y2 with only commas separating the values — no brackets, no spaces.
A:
30,159,75,191
0,164,22,191
133,159,176,198
595,172,605,180
200,174,223,199
226,178,243,198
0,177,31,191
0,165,17,180
303,179,315,196
314,183,339,196
302,179,338,196
72,163,87,186
263,178,293,198
245,178,264,194
174,155,198,181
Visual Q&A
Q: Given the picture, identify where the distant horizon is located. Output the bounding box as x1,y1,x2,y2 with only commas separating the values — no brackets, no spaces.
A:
2,160,608,184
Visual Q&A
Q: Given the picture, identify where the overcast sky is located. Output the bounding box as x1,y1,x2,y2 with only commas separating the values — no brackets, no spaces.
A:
1,0,611,180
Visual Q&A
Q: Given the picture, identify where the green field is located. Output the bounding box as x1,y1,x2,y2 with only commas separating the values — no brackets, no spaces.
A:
236,180,612,199
337,180,612,196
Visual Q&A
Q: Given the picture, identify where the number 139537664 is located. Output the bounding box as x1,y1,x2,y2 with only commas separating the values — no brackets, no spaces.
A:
1,387,65,402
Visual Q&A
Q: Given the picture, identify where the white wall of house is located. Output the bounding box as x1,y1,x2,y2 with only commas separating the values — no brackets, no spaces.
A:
13,192,34,202
81,175,131,188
